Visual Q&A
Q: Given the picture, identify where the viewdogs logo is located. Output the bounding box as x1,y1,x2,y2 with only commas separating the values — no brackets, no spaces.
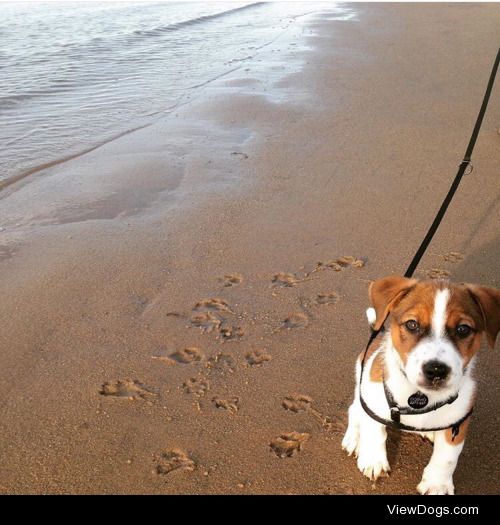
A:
388,505,450,518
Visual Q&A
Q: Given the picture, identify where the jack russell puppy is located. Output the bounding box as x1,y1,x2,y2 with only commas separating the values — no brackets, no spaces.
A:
342,276,500,494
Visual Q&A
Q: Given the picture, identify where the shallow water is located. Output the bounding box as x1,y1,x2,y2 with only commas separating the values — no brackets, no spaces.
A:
0,1,344,185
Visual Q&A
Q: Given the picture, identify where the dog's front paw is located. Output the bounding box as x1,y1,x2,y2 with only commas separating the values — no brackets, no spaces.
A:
357,447,390,481
342,427,359,457
417,476,454,495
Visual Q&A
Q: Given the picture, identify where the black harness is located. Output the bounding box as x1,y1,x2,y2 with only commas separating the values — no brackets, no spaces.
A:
359,343,473,440
357,49,499,439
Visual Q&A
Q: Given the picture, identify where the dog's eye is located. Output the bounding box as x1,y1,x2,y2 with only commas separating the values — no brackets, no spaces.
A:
456,324,472,338
405,320,419,332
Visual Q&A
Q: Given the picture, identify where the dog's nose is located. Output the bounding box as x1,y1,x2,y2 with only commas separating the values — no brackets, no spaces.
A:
422,360,450,382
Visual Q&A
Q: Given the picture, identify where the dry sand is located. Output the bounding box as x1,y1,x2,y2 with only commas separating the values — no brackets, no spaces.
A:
0,3,499,494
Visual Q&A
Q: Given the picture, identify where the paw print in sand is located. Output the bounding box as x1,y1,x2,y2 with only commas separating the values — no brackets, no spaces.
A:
156,449,196,476
425,268,451,279
169,347,204,364
183,377,209,397
245,349,272,366
270,432,310,458
219,273,243,287
311,255,364,274
282,394,313,413
272,272,303,287
315,292,339,306
212,396,240,413
282,312,309,329
99,379,156,400
442,252,464,263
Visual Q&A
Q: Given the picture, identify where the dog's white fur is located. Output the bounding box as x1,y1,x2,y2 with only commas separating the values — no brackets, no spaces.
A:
343,286,476,495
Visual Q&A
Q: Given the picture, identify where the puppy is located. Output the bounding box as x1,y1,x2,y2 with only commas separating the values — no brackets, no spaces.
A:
342,276,500,494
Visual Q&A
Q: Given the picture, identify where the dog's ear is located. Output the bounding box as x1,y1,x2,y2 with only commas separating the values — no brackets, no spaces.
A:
368,276,417,330
465,285,500,349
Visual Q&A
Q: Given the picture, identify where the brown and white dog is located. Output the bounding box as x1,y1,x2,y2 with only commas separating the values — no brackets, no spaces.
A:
342,276,500,494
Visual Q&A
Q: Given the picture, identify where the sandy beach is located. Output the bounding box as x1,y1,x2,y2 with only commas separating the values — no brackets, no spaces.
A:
1,2,499,494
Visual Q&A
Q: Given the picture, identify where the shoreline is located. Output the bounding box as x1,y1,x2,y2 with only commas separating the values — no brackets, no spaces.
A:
1,3,499,494
0,1,322,190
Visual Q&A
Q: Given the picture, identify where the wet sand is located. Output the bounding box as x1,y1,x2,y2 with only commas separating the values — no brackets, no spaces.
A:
1,3,500,494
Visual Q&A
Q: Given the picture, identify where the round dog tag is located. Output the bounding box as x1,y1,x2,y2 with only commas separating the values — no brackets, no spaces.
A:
408,392,428,409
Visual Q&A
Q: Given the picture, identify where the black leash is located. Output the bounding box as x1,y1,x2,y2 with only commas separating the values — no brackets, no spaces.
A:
404,47,500,279
359,48,500,435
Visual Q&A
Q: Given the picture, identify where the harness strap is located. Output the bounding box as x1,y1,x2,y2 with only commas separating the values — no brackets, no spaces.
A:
383,381,458,418
359,393,473,441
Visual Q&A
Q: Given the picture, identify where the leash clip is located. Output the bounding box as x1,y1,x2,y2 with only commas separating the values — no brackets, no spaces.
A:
390,407,401,424
462,159,474,176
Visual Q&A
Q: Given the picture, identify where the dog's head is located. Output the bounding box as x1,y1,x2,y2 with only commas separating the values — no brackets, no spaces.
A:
368,276,500,393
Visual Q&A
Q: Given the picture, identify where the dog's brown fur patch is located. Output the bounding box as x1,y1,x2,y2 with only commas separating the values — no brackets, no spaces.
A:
444,415,471,445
